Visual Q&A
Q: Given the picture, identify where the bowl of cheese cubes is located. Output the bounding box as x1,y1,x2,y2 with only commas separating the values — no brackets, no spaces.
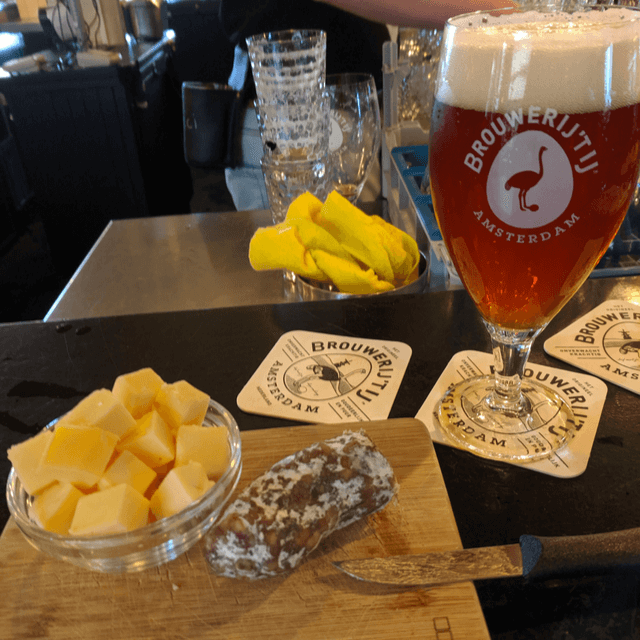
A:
5,368,242,573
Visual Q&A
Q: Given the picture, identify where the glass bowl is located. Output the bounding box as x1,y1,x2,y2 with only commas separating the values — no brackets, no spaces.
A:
6,399,242,573
294,251,429,301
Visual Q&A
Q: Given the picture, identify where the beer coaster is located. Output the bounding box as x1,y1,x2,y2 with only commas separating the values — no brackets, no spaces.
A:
237,330,412,423
544,300,640,395
415,351,607,478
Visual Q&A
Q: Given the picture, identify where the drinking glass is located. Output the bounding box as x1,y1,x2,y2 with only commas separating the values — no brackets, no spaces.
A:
327,73,381,203
397,27,443,132
429,6,640,461
246,29,331,223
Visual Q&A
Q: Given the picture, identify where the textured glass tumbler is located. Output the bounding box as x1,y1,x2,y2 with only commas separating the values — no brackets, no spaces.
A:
261,155,331,224
247,29,328,161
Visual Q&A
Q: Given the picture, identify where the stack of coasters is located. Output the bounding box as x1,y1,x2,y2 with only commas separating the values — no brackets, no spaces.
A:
415,351,608,478
544,300,640,396
237,331,412,423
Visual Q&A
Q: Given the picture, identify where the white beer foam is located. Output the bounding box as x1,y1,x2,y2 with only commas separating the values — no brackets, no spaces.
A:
436,9,640,113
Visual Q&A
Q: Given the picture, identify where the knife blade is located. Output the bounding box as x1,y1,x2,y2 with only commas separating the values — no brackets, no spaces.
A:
334,527,640,587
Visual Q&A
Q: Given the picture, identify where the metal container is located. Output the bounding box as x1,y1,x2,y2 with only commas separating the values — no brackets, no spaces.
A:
124,0,162,40
294,251,429,301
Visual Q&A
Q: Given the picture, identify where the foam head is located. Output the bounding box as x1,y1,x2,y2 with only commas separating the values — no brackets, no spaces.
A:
436,7,640,113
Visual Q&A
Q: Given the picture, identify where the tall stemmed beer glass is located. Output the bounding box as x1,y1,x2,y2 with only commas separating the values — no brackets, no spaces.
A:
430,6,640,462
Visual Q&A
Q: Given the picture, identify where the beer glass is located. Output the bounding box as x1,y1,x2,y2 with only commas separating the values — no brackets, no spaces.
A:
429,6,640,461
327,73,381,203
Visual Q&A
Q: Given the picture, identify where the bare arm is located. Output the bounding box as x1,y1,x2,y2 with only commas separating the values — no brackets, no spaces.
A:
314,0,518,28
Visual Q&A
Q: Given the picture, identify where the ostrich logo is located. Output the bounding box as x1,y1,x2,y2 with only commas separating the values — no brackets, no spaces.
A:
486,130,573,229
284,354,371,400
504,146,547,212
603,324,640,371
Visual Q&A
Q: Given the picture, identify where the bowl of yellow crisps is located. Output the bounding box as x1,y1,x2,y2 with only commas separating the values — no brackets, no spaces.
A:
6,368,242,573
249,190,428,299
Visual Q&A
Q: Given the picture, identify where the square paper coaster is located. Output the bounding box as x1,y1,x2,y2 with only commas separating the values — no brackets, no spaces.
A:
544,299,640,395
415,351,607,478
237,330,412,423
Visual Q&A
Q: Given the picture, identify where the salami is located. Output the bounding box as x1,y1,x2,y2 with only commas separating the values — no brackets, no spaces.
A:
204,430,397,579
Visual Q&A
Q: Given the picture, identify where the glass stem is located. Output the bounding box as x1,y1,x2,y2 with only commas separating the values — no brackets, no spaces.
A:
483,320,544,416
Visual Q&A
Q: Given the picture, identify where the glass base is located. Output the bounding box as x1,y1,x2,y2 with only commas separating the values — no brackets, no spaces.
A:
435,375,576,462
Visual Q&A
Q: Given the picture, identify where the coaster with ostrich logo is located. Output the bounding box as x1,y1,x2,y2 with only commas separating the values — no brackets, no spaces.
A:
237,331,412,423
415,351,607,478
544,300,640,395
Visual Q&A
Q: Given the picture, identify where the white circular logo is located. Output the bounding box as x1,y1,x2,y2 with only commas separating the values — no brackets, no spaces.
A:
487,131,573,229
329,115,343,152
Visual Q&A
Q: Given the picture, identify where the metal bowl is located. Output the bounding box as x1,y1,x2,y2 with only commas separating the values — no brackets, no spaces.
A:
294,251,429,301
6,399,242,573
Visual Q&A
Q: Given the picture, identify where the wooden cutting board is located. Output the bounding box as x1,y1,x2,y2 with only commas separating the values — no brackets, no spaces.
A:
0,418,490,640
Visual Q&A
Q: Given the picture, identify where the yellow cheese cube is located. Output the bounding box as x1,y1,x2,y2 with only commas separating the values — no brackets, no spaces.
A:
32,482,84,535
154,380,210,431
175,425,230,480
42,425,118,489
63,389,136,438
112,368,165,419
7,429,58,495
122,410,175,468
99,450,157,495
149,461,213,519
69,483,150,536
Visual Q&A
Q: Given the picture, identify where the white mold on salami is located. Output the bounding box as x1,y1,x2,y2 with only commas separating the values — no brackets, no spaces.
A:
204,430,397,579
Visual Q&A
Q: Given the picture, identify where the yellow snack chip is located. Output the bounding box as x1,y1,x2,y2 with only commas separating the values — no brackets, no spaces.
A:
370,215,420,282
312,250,395,295
247,190,421,293
284,191,323,223
290,218,356,265
248,223,327,280
318,191,395,283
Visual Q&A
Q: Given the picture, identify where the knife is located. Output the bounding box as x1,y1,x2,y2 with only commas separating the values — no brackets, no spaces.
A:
334,527,640,587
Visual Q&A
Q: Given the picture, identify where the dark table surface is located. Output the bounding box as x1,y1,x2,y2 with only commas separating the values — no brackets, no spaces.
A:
2,275,640,638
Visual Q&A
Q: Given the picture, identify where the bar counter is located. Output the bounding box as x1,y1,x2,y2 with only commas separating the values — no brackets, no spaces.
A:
45,210,289,321
2,273,640,637
44,204,437,322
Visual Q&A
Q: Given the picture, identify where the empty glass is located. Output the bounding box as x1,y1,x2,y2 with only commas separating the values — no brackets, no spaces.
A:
327,73,381,204
246,29,330,223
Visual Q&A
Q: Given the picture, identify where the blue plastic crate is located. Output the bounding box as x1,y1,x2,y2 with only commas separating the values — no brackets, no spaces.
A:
402,167,441,243
390,144,442,243
390,144,429,173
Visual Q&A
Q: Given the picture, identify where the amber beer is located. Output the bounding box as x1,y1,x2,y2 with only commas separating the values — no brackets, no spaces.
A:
429,9,640,331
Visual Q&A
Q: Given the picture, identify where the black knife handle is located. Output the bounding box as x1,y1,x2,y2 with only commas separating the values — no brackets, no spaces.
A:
520,527,640,580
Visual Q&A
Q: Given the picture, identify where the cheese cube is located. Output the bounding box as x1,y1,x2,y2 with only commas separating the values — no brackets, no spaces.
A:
42,425,118,489
69,483,150,536
112,368,165,419
149,461,213,519
7,429,58,495
154,381,210,431
63,389,136,438
99,450,157,495
32,482,84,535
121,410,175,468
175,425,230,479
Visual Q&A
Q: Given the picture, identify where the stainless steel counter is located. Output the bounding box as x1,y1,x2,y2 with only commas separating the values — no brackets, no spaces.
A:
44,200,436,322
45,210,294,322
